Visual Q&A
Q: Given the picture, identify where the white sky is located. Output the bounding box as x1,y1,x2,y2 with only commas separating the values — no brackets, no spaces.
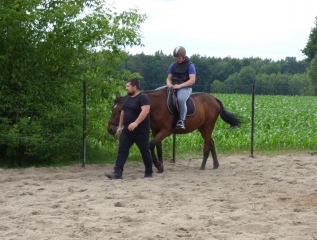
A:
111,0,317,61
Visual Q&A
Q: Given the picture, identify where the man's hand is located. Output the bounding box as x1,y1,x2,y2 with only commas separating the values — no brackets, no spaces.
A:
128,122,139,131
116,127,123,135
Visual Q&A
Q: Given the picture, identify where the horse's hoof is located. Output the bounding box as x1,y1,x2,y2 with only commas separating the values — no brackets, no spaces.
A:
200,167,205,170
156,163,164,173
213,163,219,169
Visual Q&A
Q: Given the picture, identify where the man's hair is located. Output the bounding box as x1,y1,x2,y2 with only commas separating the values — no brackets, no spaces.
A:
127,78,140,89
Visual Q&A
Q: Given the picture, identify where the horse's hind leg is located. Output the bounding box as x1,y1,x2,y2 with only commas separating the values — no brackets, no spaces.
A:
210,138,219,169
200,137,218,170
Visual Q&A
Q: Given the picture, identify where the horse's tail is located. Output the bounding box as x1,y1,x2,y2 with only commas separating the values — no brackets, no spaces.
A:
216,98,242,128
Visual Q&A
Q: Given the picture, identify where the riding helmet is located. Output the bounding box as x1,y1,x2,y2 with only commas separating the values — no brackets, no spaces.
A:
173,46,186,58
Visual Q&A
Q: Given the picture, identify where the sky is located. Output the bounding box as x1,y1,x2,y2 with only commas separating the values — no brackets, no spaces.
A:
110,0,317,61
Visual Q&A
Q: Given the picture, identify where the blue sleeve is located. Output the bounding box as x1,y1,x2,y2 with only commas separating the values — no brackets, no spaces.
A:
167,63,174,74
188,64,196,74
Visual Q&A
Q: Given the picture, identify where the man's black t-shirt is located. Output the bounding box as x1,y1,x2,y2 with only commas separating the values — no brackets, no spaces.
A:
122,93,150,133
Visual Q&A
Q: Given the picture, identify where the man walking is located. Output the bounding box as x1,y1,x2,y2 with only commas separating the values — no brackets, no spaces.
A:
106,78,153,179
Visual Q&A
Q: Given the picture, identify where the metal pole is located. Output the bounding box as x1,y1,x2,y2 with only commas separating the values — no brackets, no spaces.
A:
251,85,255,157
172,133,176,163
82,80,87,168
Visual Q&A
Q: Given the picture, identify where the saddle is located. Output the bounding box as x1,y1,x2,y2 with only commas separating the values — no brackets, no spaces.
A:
166,87,196,116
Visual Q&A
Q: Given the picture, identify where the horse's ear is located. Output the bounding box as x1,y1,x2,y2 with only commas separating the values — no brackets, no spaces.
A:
116,92,121,99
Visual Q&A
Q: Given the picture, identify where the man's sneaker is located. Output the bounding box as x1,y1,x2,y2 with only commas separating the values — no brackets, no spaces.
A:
143,168,153,178
106,167,122,179
176,120,185,129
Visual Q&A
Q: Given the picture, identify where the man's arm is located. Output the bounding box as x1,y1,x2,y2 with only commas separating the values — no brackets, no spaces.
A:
116,110,124,135
128,105,150,131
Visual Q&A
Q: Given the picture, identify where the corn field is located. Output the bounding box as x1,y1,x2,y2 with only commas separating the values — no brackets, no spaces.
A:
131,94,317,159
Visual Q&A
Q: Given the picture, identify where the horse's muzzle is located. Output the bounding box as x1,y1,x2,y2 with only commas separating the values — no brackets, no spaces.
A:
107,120,119,136
107,126,118,136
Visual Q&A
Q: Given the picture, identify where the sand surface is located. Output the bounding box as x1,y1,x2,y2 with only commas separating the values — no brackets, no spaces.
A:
1,153,317,240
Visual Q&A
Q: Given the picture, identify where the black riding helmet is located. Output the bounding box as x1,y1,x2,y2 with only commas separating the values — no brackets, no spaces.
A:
173,46,186,58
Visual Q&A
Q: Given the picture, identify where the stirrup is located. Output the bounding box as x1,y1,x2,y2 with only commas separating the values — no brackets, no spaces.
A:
176,120,185,129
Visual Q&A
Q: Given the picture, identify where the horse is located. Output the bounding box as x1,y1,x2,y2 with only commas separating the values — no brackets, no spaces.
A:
107,87,242,173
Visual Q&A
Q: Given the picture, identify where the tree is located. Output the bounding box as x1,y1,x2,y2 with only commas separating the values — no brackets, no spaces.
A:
268,73,289,95
211,80,227,93
258,62,281,75
0,0,146,166
308,57,317,95
302,16,317,95
302,16,317,63
211,61,231,82
236,66,256,93
146,51,166,89
279,57,306,75
191,55,214,92
289,73,310,95
255,73,274,94
224,72,239,93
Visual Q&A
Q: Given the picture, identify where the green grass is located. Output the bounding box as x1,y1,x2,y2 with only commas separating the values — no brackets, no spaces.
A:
89,94,317,164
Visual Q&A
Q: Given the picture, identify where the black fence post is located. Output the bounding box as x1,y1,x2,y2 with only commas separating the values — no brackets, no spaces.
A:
82,80,87,168
172,133,176,163
251,85,255,157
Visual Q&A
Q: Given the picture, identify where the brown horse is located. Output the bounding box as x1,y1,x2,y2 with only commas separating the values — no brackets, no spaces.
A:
107,87,241,172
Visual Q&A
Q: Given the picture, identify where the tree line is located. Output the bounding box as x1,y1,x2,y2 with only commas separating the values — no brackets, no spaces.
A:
120,52,311,95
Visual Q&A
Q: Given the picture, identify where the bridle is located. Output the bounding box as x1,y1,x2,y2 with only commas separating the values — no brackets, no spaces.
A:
108,120,119,126
108,98,123,127
108,107,121,127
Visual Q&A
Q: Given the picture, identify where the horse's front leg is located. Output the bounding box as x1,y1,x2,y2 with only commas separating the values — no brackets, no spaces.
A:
149,140,164,173
156,140,163,164
200,146,209,170
199,131,210,170
149,128,171,173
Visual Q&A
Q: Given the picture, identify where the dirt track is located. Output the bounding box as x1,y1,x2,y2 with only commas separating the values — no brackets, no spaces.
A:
1,153,317,239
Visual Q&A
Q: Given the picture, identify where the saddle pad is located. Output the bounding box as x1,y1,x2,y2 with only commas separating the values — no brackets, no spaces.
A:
167,94,196,116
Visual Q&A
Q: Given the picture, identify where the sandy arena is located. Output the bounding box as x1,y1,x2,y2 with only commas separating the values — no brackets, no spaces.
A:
1,153,317,239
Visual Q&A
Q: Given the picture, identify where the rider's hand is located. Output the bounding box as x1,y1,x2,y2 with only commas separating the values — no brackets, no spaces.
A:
173,84,182,89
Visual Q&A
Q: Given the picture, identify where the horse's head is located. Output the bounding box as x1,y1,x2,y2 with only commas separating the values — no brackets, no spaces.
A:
107,92,125,136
